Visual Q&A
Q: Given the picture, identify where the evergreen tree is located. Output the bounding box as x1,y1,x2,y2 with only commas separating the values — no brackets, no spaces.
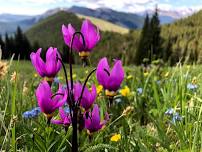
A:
135,13,151,64
163,35,172,62
15,26,24,59
5,33,15,58
22,35,31,59
150,6,162,60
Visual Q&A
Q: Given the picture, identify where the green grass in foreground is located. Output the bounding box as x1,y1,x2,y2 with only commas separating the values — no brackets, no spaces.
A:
0,60,202,152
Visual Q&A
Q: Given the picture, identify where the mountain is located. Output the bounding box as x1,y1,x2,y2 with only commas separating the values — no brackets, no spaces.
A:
0,6,197,36
0,14,33,22
0,7,131,35
68,6,144,29
25,10,129,48
25,11,79,47
25,11,134,64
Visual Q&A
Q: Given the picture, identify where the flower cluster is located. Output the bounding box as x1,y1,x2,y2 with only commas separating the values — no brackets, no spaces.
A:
29,19,124,145
165,108,182,124
22,107,41,119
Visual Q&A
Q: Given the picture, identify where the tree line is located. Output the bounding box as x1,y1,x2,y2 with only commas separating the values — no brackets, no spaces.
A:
0,26,73,63
0,26,39,60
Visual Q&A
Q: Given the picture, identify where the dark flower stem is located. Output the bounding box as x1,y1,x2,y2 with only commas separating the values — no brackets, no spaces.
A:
68,31,85,152
56,56,73,118
51,93,64,99
69,32,86,90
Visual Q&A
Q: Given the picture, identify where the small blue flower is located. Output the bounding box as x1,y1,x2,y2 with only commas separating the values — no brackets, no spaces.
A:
137,88,143,94
156,80,161,85
63,106,70,114
187,83,198,90
165,108,175,116
22,107,41,119
172,112,182,124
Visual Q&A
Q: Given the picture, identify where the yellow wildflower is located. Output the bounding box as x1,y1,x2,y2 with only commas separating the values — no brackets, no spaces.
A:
127,75,133,80
110,134,121,142
96,85,103,95
85,70,89,74
144,72,149,77
164,72,169,77
34,73,38,78
73,74,77,79
120,86,130,97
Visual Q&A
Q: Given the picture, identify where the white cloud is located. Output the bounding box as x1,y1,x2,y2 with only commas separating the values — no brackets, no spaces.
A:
1,0,202,15
66,0,159,12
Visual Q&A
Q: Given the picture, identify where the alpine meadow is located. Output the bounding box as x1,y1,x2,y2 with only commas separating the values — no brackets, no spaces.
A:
0,1,202,152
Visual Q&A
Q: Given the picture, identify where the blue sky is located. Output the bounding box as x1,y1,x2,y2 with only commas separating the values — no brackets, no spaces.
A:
0,0,202,15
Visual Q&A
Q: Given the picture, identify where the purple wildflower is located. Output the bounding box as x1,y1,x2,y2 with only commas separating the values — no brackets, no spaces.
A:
51,107,71,126
85,104,109,134
62,19,100,59
30,47,62,78
96,57,124,97
36,81,67,118
73,82,97,111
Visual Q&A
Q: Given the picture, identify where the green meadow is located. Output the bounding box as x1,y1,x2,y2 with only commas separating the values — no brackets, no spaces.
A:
0,60,202,151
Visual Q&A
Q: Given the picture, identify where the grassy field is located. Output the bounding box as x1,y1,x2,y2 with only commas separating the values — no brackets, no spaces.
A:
0,60,202,152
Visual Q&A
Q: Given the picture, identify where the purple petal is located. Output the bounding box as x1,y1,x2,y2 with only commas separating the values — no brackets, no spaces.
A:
85,104,102,133
53,86,67,109
96,57,110,89
80,19,100,50
63,116,71,126
59,107,66,120
36,81,54,114
91,104,101,126
30,48,46,77
62,24,83,51
45,47,58,77
56,51,62,72
51,119,63,125
100,112,109,126
81,85,96,110
73,82,83,102
107,60,124,91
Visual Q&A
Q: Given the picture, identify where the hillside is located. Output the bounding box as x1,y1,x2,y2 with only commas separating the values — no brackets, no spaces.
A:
160,10,202,63
25,11,138,64
76,14,129,34
26,11,82,51
68,6,144,29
